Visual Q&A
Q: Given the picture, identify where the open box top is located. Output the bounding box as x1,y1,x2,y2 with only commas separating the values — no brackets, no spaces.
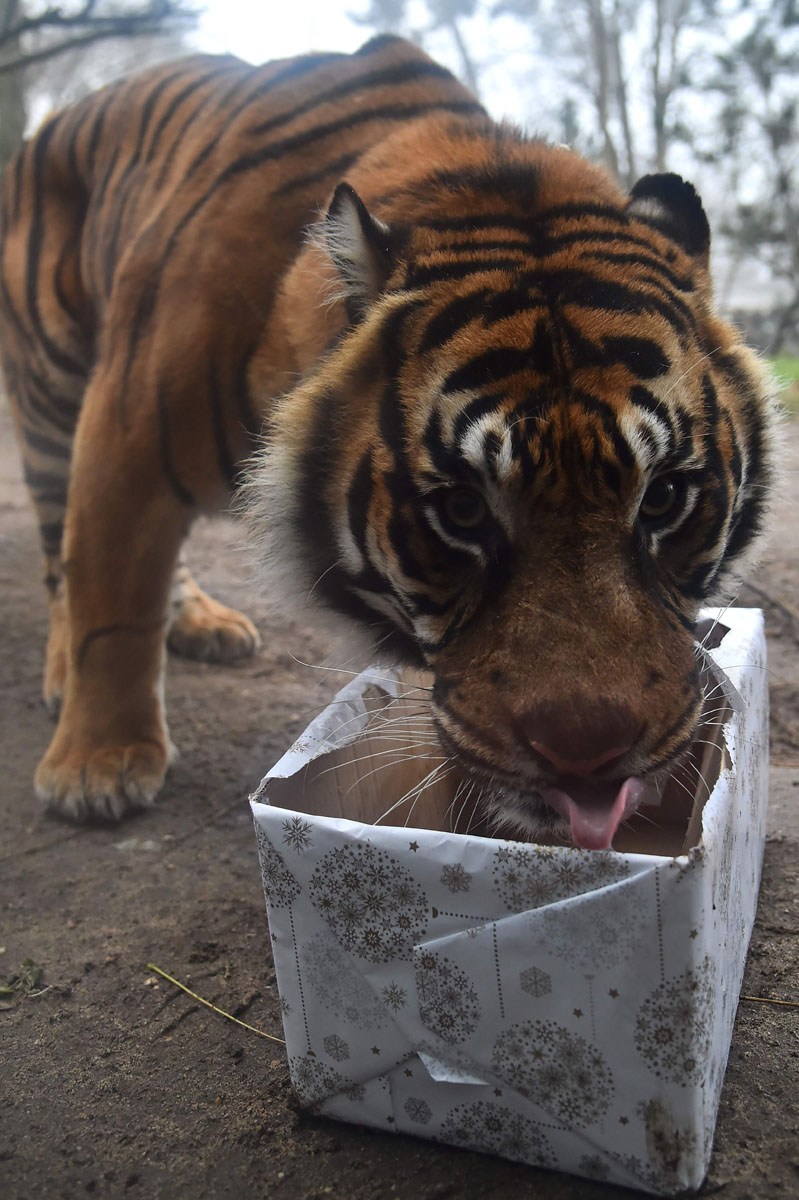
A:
258,615,740,859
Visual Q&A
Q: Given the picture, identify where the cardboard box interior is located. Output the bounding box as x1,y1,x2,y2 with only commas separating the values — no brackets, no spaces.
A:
264,643,732,859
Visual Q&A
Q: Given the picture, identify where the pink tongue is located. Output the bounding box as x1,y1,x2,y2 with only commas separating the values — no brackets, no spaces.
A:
541,777,647,850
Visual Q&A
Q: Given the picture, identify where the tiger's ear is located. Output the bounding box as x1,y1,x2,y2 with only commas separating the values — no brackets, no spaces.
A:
324,183,396,323
627,173,710,267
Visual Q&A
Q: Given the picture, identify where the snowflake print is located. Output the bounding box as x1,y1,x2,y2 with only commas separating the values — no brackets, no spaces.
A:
404,1097,432,1125
534,879,647,970
492,844,629,911
323,1034,350,1062
282,816,313,852
414,949,481,1044
492,1020,614,1128
635,956,716,1085
519,965,551,998
440,1100,553,1166
309,843,428,963
254,824,301,908
440,863,472,893
303,931,387,1030
382,982,407,1012
288,1053,348,1107
579,1154,611,1181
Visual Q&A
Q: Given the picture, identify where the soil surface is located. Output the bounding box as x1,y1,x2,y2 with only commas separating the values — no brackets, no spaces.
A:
1,397,798,1200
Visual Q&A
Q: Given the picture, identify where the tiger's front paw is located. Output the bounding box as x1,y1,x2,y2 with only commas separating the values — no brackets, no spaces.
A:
168,590,261,664
35,736,172,822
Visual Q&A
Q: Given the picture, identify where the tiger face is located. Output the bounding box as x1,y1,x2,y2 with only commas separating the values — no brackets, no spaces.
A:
247,137,777,851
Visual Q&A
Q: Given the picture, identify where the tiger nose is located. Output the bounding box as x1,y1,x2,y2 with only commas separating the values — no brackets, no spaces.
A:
517,700,638,776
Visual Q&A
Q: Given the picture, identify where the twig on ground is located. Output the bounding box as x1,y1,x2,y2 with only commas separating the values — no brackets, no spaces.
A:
146,962,285,1043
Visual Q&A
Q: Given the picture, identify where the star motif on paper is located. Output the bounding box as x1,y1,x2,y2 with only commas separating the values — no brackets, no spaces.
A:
609,989,619,998
409,841,419,852
689,929,699,939
619,1116,629,1125
494,1088,503,1097
371,1046,381,1055
387,1116,395,1124
404,1068,413,1078
573,1008,583,1018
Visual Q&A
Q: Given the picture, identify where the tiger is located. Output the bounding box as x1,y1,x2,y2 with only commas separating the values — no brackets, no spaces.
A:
0,34,778,844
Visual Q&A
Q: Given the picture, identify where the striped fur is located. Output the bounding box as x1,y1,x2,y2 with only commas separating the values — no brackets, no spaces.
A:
0,36,778,830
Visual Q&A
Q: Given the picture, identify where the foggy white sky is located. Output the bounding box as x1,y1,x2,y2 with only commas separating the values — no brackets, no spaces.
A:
192,0,535,129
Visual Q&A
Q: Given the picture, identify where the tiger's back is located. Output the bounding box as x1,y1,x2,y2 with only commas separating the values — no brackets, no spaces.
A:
0,37,778,835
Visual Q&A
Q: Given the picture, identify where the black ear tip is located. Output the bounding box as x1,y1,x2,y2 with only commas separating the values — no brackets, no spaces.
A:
629,173,710,258
327,181,359,221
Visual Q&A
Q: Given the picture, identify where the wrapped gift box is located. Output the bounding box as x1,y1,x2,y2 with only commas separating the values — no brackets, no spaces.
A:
250,608,768,1194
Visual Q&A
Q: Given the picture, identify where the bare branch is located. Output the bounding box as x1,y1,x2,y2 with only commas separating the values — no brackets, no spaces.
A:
0,1,196,74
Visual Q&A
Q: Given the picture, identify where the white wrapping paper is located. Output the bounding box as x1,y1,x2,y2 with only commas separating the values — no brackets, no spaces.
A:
251,608,768,1194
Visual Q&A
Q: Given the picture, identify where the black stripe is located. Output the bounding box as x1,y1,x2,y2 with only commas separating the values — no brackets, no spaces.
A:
420,288,492,353
273,151,360,198
249,60,460,138
208,360,237,488
600,335,671,379
151,63,255,192
39,521,64,553
156,383,195,506
571,388,635,470
22,425,71,459
444,347,531,394
86,89,117,174
405,256,529,288
102,67,190,294
23,464,69,493
25,119,86,377
145,62,237,163
347,449,374,559
181,54,346,188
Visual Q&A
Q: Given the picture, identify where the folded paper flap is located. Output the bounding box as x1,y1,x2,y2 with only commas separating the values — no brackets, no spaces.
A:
251,668,404,793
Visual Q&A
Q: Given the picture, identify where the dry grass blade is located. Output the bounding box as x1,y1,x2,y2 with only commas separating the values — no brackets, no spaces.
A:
146,962,285,1044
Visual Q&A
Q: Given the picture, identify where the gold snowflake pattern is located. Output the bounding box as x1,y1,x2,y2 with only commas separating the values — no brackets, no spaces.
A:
309,843,428,963
303,931,388,1030
288,1053,348,1107
440,863,472,893
414,949,481,1044
440,1100,553,1166
534,881,647,970
634,956,715,1085
381,982,407,1012
254,824,301,908
492,844,629,911
492,1020,614,1128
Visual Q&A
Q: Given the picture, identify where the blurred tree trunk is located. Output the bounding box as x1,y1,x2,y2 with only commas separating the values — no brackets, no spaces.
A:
0,0,26,172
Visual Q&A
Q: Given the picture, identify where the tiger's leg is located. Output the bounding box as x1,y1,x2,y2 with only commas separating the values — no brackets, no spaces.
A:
34,373,185,821
167,555,261,663
2,370,78,715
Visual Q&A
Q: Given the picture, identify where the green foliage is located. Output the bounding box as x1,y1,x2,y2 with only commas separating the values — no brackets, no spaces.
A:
770,358,799,414
771,357,799,384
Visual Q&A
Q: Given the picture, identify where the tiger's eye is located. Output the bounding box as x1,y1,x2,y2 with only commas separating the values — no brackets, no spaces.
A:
641,476,677,520
443,487,487,529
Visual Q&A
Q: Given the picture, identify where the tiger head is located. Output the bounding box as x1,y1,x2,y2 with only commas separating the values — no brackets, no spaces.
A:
247,127,778,850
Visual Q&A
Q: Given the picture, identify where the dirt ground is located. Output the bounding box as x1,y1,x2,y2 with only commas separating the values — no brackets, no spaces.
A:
1,395,797,1200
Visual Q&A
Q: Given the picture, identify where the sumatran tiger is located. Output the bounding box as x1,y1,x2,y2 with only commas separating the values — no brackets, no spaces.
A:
0,35,777,844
